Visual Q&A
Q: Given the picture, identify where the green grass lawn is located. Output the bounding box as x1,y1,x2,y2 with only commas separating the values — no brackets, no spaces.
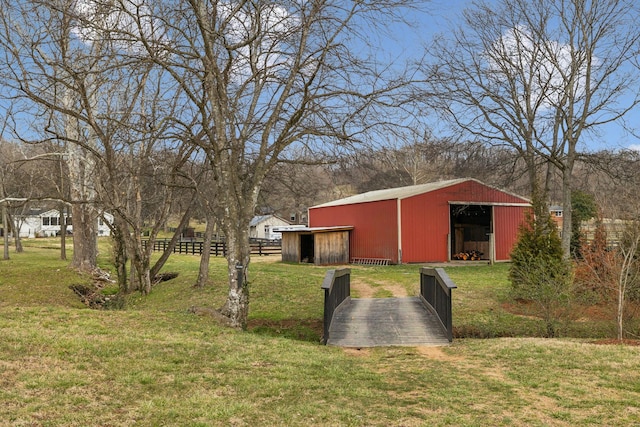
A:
1,239,639,426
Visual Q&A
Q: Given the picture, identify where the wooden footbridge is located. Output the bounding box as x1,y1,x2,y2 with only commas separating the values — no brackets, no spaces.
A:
321,268,456,347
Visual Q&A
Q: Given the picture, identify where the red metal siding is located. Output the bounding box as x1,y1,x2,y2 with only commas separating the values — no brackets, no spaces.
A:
443,180,530,204
401,194,449,263
310,180,529,264
494,206,530,261
309,200,399,263
401,181,529,263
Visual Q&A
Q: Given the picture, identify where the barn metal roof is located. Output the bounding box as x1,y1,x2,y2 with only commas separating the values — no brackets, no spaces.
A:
311,178,531,209
311,178,463,208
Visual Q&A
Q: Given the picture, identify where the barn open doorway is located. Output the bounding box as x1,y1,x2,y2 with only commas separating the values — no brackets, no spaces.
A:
450,204,492,260
300,233,315,263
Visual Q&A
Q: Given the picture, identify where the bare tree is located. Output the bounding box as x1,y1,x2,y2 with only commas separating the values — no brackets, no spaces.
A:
0,0,195,293
0,140,20,257
425,0,640,257
0,0,101,270
577,211,640,340
614,222,640,340
190,165,220,289
260,156,337,220
578,149,640,219
1,1,421,324
0,139,43,253
575,153,640,340
335,134,530,196
105,0,420,328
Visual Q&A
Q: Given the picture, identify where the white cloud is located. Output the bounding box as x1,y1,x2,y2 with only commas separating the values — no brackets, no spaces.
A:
72,0,165,54
72,1,299,81
218,2,300,82
488,25,595,113
627,144,640,152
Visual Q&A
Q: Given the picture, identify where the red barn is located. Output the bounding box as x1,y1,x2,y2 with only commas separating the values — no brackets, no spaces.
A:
308,178,530,264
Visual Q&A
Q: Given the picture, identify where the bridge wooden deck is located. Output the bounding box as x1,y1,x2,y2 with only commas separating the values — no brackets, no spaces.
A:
326,297,451,347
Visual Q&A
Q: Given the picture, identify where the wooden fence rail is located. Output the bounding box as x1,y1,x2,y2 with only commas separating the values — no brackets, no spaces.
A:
142,238,281,257
419,267,457,342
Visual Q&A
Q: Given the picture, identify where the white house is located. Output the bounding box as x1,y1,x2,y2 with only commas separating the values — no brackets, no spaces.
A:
249,215,291,240
18,209,113,238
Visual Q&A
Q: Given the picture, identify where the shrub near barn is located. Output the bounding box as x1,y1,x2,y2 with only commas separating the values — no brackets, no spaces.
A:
509,208,572,337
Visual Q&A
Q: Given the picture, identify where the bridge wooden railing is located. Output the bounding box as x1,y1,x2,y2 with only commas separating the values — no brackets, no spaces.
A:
320,268,351,345
420,267,457,342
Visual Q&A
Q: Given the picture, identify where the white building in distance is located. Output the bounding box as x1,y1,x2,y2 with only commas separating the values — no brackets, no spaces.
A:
17,209,113,238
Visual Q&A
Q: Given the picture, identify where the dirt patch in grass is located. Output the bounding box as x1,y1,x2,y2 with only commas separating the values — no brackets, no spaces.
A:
350,278,408,298
351,278,375,298
384,283,408,297
416,346,465,362
500,302,541,320
248,255,281,263
342,347,372,357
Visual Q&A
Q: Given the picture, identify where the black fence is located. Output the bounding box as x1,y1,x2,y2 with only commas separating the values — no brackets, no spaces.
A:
143,238,281,257
320,268,351,345
420,267,457,342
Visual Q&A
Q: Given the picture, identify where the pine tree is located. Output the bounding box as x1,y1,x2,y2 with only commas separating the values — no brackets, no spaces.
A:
510,203,572,337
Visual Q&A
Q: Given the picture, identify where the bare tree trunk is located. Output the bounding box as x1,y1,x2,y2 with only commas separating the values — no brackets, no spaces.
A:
59,205,67,261
617,280,625,341
64,92,98,271
7,211,23,253
111,216,129,294
133,250,152,294
560,167,573,260
617,226,640,340
194,216,215,288
124,225,153,295
149,206,193,280
2,203,8,260
69,202,98,270
218,198,253,329
129,262,137,292
220,233,250,330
